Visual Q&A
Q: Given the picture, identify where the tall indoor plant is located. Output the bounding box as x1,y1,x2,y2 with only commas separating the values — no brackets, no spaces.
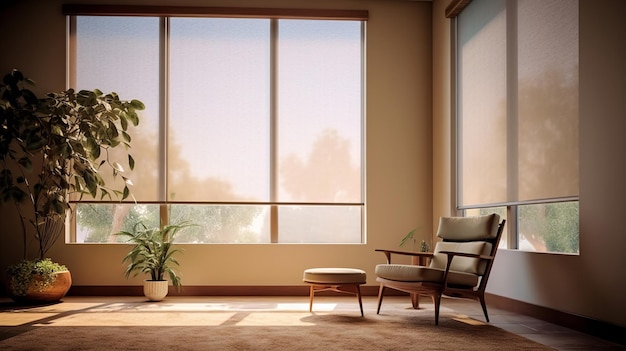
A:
0,69,144,302
116,222,190,301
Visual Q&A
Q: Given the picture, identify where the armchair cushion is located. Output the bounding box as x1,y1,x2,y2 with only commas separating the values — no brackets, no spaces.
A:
375,264,479,287
430,241,491,275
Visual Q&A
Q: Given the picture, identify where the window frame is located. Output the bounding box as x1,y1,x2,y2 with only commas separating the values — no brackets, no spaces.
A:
451,0,579,254
65,6,368,244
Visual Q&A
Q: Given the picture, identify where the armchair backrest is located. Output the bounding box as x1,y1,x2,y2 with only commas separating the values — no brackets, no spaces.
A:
429,214,504,276
436,214,501,242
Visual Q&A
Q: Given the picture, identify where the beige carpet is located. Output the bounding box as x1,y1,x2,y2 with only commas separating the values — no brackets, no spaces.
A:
0,296,552,350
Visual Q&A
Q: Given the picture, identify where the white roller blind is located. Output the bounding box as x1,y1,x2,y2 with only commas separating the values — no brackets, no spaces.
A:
74,16,161,202
168,18,271,202
458,0,579,207
458,0,507,206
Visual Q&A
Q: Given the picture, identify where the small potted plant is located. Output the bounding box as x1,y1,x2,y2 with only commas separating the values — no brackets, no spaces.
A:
116,222,191,301
0,69,143,303
400,226,430,252
400,226,432,266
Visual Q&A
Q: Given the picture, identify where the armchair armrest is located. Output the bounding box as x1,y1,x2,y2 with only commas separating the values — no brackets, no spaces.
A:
375,249,434,264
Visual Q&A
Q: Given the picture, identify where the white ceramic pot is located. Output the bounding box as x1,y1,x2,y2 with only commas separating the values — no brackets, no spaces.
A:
143,280,169,301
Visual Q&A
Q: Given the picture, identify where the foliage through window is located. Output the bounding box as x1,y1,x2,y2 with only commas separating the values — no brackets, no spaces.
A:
465,202,579,254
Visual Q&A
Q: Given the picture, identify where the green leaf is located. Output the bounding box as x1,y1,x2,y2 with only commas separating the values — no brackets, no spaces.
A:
128,155,135,170
99,188,111,200
130,99,145,110
86,137,100,159
127,111,139,126
112,162,124,172
121,130,131,142
83,170,98,197
50,198,65,216
22,89,39,105
107,123,119,139
120,114,128,131
400,228,417,248
17,157,32,170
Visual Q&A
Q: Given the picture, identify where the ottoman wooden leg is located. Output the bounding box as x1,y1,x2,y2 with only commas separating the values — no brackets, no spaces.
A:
356,284,364,317
309,285,315,312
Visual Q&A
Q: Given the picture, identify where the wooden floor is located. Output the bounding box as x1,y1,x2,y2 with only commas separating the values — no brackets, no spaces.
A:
0,295,623,350
431,297,624,350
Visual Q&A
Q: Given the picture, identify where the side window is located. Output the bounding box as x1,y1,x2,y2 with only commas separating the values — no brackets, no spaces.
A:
457,0,579,254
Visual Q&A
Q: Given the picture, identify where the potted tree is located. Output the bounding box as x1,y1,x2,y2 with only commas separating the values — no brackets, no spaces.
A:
116,222,189,301
0,69,144,303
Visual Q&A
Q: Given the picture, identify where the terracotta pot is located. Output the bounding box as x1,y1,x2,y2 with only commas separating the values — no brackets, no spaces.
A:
143,280,169,301
9,270,72,304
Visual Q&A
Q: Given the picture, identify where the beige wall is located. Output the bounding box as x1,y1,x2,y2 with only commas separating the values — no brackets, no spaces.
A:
432,0,626,328
0,0,433,287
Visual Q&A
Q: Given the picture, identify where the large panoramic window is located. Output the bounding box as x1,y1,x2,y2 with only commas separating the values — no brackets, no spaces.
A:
457,0,579,253
66,8,366,244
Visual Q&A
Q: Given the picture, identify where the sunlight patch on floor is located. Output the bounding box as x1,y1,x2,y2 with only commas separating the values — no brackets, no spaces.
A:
0,313,59,326
0,301,342,327
90,302,335,312
93,302,229,312
32,312,237,327
452,314,486,326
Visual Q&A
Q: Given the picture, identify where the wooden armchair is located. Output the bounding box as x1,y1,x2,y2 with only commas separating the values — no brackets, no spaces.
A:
375,214,506,325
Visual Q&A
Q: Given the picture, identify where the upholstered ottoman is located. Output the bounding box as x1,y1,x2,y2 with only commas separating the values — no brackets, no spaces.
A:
303,267,367,316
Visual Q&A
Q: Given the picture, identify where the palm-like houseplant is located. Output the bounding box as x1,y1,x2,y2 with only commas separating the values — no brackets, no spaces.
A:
116,222,189,301
0,69,144,302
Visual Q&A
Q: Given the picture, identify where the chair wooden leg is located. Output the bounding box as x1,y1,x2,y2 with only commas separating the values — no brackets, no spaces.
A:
433,294,442,326
376,284,386,314
410,293,420,309
479,294,490,322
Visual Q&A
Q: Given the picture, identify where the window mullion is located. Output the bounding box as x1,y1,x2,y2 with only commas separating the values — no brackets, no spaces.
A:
506,0,518,249
507,205,518,250
506,0,518,209
160,16,170,225
270,18,279,243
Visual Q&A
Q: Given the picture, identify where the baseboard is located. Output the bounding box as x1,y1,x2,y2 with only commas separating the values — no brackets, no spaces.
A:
486,293,626,346
66,285,397,297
